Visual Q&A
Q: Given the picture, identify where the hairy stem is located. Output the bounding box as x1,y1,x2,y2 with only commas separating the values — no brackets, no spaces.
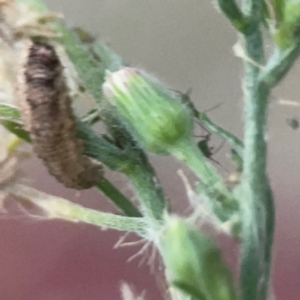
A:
239,10,275,299
216,0,250,33
78,120,167,222
3,184,146,235
126,162,167,224
260,43,300,88
197,112,244,155
171,138,236,221
96,179,142,217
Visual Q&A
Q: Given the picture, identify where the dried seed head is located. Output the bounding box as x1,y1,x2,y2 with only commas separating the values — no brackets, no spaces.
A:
0,0,60,42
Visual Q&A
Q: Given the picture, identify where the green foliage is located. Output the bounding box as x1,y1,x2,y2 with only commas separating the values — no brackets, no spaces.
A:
268,0,300,48
270,0,285,22
230,149,243,172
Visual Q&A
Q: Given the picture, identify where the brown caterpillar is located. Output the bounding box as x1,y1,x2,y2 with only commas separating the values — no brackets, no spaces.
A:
17,41,103,189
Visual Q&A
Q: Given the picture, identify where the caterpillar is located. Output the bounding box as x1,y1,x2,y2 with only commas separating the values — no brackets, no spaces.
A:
17,41,103,189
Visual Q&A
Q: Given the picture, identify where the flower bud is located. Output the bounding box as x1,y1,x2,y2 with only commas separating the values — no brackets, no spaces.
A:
159,217,237,300
103,68,193,154
272,0,300,48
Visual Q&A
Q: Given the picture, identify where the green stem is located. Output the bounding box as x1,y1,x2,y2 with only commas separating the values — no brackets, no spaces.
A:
171,138,236,221
4,184,146,235
180,92,244,155
95,179,142,217
240,21,275,300
216,0,251,33
78,120,167,222
173,139,224,187
255,34,300,300
126,163,167,224
260,43,300,88
259,187,275,300
197,112,244,155
242,0,263,21
76,120,132,171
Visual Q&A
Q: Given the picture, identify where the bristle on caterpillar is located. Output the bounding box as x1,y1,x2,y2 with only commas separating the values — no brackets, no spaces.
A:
17,41,103,189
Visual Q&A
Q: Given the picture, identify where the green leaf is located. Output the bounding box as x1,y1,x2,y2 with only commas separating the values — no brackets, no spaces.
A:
271,0,285,22
95,180,142,217
1,120,30,142
0,103,21,122
0,104,30,142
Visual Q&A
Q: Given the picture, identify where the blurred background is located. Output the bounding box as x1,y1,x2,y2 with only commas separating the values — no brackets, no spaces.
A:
1,0,300,299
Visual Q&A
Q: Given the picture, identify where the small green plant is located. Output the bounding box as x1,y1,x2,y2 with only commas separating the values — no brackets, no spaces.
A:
0,0,299,299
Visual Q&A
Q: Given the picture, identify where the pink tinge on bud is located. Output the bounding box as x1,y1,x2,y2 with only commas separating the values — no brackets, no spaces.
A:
103,67,138,97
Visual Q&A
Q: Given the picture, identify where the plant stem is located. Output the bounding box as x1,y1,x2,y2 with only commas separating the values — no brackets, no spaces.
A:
173,139,224,187
95,179,142,217
171,138,236,221
126,163,167,224
239,18,275,300
3,184,146,235
216,0,250,33
78,120,167,222
260,43,300,88
197,112,244,155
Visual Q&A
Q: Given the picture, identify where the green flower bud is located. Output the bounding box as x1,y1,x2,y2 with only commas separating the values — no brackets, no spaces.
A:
273,0,300,48
159,217,238,300
103,68,193,154
284,0,300,29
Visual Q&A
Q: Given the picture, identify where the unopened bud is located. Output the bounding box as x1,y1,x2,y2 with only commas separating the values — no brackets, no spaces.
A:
103,68,193,154
159,217,237,300
273,0,300,48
